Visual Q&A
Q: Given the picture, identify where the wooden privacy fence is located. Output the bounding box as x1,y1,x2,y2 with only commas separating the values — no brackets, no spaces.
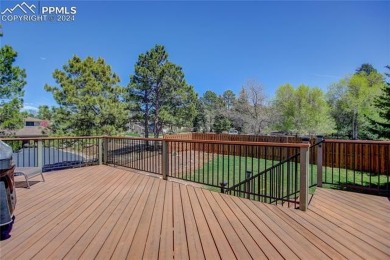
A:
165,133,390,175
164,133,302,161
322,140,390,175
166,139,300,162
165,132,302,143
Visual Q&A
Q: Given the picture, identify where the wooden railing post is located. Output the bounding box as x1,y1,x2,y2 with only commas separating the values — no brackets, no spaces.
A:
37,140,44,169
162,140,169,180
300,137,310,211
102,136,108,164
316,135,324,187
98,138,103,165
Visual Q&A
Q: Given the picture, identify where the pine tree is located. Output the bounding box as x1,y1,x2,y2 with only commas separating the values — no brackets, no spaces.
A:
45,56,128,136
128,45,197,138
369,66,390,139
0,43,26,134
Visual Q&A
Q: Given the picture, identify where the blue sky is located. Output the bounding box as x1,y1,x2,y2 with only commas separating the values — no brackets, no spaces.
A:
1,1,389,110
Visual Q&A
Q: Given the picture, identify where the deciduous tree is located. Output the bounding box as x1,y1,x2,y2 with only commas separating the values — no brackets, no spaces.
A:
274,84,335,135
328,65,384,139
245,80,272,134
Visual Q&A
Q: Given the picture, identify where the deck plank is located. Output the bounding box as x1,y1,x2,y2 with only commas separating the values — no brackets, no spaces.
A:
311,195,390,243
76,174,144,259
180,184,205,260
110,178,157,259
202,190,252,259
211,192,267,259
226,195,300,260
142,180,167,260
172,182,189,260
219,193,283,259
126,178,161,259
1,167,126,259
27,168,130,259
159,181,174,259
194,187,236,259
1,166,389,260
186,186,220,259
262,203,346,259
240,197,327,259
94,175,150,260
45,170,138,259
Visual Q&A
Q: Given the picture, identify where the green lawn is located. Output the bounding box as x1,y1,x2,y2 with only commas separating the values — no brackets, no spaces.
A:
180,154,301,203
179,154,389,200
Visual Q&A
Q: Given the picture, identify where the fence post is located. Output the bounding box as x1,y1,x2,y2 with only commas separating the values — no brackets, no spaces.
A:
37,140,43,169
300,137,310,211
98,138,103,165
246,170,252,199
162,140,169,180
316,135,324,187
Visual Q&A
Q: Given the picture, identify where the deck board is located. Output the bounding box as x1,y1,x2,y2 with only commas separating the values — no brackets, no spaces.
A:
1,165,389,260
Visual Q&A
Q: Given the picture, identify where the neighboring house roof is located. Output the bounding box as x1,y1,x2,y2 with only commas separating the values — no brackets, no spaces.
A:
14,126,49,137
0,117,50,138
25,117,44,122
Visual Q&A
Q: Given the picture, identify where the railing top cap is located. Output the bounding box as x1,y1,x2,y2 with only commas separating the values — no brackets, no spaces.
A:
325,139,390,144
162,138,310,148
0,135,312,148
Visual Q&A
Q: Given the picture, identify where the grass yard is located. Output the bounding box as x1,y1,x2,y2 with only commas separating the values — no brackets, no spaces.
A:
179,154,301,203
179,154,390,199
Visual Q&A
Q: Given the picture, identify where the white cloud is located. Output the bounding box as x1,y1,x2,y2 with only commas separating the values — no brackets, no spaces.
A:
22,105,38,111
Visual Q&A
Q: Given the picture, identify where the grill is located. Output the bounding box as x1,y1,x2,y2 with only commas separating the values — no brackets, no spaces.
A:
0,141,16,240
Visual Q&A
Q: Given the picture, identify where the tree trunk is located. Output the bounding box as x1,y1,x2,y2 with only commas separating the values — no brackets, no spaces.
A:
154,85,160,138
352,109,358,140
143,90,149,139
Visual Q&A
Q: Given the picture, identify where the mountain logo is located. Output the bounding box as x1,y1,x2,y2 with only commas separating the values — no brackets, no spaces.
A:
1,2,36,15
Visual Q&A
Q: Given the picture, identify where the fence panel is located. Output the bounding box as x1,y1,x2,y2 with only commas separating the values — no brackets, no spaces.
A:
322,140,389,195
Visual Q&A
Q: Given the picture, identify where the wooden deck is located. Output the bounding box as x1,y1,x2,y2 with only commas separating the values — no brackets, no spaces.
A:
1,165,389,259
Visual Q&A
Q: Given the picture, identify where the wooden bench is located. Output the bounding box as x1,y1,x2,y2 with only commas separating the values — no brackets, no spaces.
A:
14,167,45,189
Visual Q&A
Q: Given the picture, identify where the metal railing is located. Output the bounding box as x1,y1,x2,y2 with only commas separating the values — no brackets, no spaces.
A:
104,137,163,175
224,154,300,208
164,138,310,210
321,139,390,196
2,137,100,171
